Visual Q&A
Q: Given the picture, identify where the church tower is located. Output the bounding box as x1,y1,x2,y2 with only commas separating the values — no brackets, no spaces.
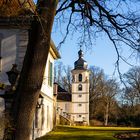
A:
71,49,90,125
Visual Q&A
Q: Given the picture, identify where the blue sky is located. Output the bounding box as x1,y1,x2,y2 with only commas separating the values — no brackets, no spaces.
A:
52,31,139,78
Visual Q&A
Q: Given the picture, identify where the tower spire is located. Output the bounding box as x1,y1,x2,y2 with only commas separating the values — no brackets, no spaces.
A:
78,46,83,58
74,48,87,70
71,48,90,125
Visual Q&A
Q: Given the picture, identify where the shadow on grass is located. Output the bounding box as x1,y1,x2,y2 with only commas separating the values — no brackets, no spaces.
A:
37,135,116,140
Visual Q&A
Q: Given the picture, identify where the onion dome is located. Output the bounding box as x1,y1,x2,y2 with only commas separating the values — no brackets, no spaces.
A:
74,49,88,70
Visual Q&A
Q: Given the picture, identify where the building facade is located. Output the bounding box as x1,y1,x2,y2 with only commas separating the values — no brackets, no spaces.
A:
57,49,90,125
33,41,60,139
71,49,90,125
0,1,60,139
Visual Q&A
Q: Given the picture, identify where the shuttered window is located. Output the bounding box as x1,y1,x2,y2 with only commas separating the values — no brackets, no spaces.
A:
79,74,82,82
48,61,53,87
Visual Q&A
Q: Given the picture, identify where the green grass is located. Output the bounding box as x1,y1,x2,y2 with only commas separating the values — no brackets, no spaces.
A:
37,125,140,140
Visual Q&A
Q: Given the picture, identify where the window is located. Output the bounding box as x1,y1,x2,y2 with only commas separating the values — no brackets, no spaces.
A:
35,109,38,128
47,106,49,128
78,74,82,82
41,105,45,129
78,94,82,98
78,115,82,118
78,84,82,91
72,75,75,82
78,104,82,107
48,61,53,87
65,104,68,110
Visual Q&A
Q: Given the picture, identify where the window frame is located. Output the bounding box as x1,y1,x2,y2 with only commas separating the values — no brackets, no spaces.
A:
78,115,82,118
78,84,82,91
48,61,53,87
78,74,82,82
78,103,82,107
78,94,82,98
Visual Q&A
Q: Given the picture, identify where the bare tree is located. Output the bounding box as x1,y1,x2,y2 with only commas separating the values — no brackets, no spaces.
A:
55,0,140,75
54,62,72,92
54,61,64,84
124,66,140,95
89,66,119,126
103,79,119,126
117,67,140,126
61,65,72,93
123,87,138,107
89,66,105,119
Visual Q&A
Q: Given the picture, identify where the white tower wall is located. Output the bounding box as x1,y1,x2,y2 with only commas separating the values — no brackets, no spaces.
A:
71,50,90,125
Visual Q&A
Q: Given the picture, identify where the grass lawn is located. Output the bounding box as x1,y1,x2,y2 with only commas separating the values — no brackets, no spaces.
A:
37,125,140,140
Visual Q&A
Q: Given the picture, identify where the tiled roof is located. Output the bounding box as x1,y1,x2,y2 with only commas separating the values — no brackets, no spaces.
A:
74,49,87,70
58,85,67,93
57,93,71,102
0,0,35,17
57,85,71,102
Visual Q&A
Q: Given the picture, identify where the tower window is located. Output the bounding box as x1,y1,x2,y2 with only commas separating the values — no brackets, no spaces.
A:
78,74,82,82
78,115,82,118
78,84,82,91
78,104,82,107
78,94,82,98
72,75,75,82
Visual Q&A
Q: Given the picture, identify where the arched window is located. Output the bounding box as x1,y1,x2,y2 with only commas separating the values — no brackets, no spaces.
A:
78,84,82,91
72,75,75,82
79,74,82,82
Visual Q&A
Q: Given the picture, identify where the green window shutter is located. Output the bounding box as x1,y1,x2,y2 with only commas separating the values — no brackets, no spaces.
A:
50,62,53,87
48,61,53,87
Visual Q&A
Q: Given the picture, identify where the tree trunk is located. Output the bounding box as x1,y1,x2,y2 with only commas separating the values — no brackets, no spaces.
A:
104,102,109,126
14,1,58,140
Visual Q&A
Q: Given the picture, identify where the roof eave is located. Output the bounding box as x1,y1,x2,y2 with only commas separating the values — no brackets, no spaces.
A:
0,16,34,29
50,40,61,59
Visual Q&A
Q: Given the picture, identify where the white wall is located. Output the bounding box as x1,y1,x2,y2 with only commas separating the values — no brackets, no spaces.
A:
72,94,89,102
57,101,71,114
72,103,88,113
33,97,54,139
71,114,89,122
41,53,54,99
72,70,89,83
0,29,28,96
71,69,90,124
0,29,57,139
72,83,90,93
34,52,56,139
0,29,19,85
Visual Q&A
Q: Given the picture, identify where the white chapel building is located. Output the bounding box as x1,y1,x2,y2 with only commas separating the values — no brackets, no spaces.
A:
57,49,90,125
